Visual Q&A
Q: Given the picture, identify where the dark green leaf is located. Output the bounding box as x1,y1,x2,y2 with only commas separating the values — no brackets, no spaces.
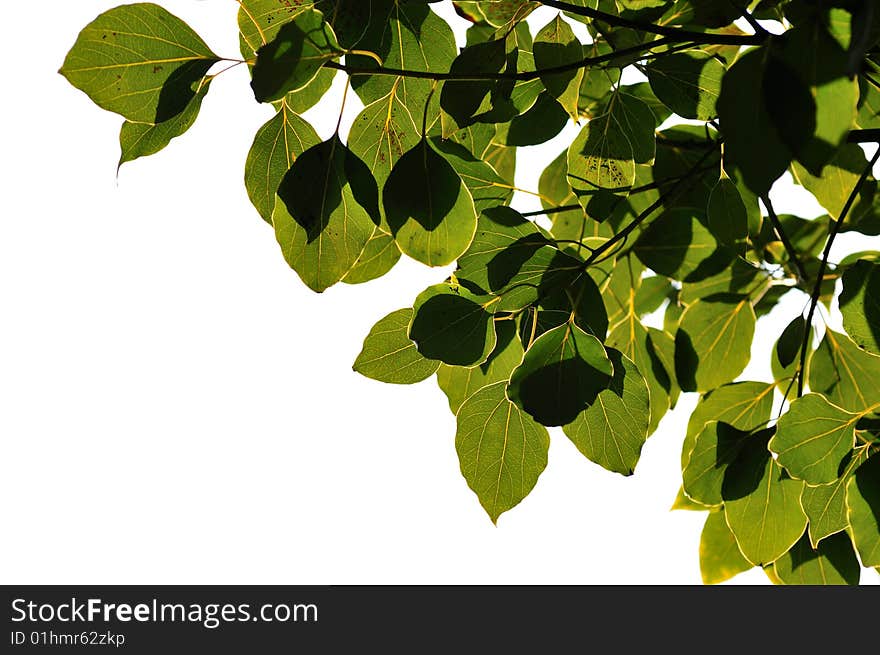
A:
634,210,732,282
456,381,549,523
846,453,880,567
683,421,752,507
430,139,515,214
60,3,219,123
245,101,320,223
384,138,478,267
251,9,341,103
274,136,380,292
508,322,612,426
645,51,725,121
717,47,792,195
354,308,439,384
683,381,776,470
840,260,880,356
410,284,497,366
118,78,211,166
678,259,765,305
534,14,584,120
456,207,583,312
707,175,748,246
440,39,508,131
437,320,524,413
773,532,861,585
562,348,650,476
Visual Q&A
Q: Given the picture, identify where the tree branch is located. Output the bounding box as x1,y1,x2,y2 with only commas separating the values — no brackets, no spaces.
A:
761,194,808,283
847,129,880,143
583,145,719,268
328,35,677,81
796,148,880,397
537,0,766,46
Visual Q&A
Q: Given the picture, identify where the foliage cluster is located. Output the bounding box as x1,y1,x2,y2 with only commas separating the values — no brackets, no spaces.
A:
62,0,880,584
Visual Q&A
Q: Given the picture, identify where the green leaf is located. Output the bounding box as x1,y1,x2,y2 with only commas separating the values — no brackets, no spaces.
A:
237,0,335,113
354,308,439,384
700,510,753,585
679,259,765,305
809,329,880,413
348,87,421,192
477,0,538,27
707,175,748,246
244,101,321,223
440,39,509,131
348,2,457,117
771,394,860,485
430,139,515,214
723,432,808,566
764,21,858,176
567,94,647,193
606,315,673,434
273,136,380,292
251,9,341,103
384,138,478,267
508,323,612,427
343,229,401,285
791,144,868,219
634,210,731,282
645,51,725,121
634,276,673,317
683,422,752,507
437,320,524,414
496,92,569,147
118,78,211,166
840,260,880,356
801,445,872,547
847,452,880,567
456,381,549,524
518,275,609,344
675,294,756,393
60,3,219,124
534,14,584,120
773,532,861,585
409,284,497,367
716,47,792,195
771,315,809,390
456,207,584,312
562,348,650,476
683,381,776,470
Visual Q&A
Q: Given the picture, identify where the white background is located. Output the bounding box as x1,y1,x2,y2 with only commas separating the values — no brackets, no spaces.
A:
2,0,876,585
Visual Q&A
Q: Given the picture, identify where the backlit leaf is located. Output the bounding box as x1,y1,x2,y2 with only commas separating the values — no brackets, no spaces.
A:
508,322,612,427
675,294,756,393
645,51,725,121
534,14,584,120
809,329,880,413
562,348,650,476
773,532,861,585
771,394,860,485
410,284,497,367
60,3,219,123
245,101,321,223
700,510,753,584
354,308,439,384
723,432,808,566
273,137,380,292
384,138,478,267
840,259,880,355
846,454,880,567
683,422,752,507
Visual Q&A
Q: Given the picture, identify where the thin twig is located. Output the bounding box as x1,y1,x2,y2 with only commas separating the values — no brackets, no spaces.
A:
796,148,880,397
762,194,808,283
537,0,766,46
328,35,678,81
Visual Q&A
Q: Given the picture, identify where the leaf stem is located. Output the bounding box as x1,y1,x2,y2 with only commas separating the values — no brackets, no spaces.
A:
796,147,880,397
325,35,679,82
761,194,808,283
